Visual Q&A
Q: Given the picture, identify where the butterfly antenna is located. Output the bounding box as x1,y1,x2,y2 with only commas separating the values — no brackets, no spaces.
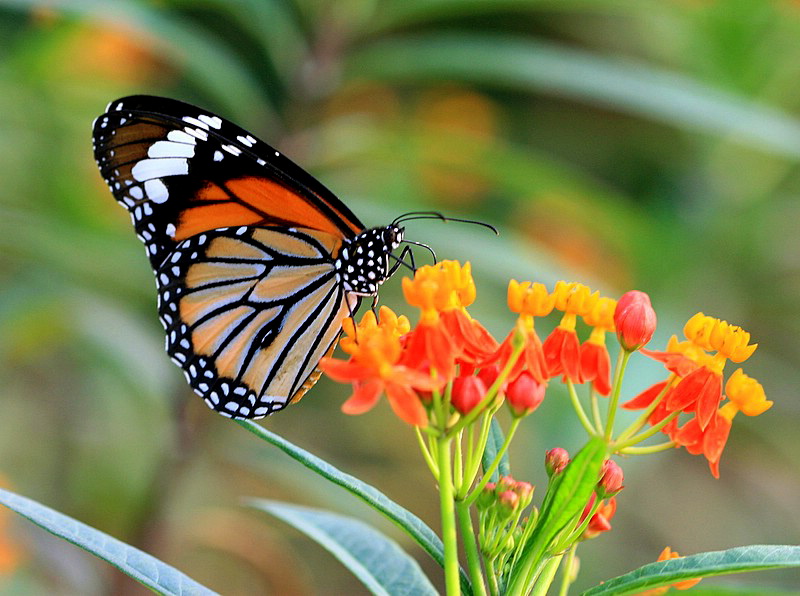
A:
392,211,498,235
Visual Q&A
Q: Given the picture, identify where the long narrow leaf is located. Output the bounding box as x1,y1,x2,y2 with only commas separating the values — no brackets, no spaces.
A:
581,545,800,596
346,34,800,159
236,420,472,594
249,500,437,596
0,488,216,595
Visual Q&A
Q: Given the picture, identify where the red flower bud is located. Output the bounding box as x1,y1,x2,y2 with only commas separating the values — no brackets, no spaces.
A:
451,375,486,414
545,447,570,477
506,371,546,417
597,459,624,497
614,290,657,351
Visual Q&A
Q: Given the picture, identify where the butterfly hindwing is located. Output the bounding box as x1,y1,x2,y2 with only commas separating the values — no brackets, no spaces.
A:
92,95,364,268
158,225,359,418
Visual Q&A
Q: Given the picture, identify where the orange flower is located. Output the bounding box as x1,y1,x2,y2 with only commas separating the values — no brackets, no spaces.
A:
543,282,599,383
671,403,735,478
725,369,772,416
489,281,554,382
402,260,495,377
320,307,440,426
581,494,616,540
580,297,616,395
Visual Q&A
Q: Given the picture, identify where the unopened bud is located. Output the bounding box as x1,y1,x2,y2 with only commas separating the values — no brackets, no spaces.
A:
451,375,486,414
545,447,570,477
506,371,546,417
614,290,657,351
597,459,624,498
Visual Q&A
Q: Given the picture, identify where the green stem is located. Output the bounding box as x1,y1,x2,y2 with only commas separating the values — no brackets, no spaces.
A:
619,441,676,455
612,410,681,451
531,555,563,596
566,380,596,436
604,349,632,440
415,426,439,477
438,437,461,595
615,377,674,442
465,417,522,507
558,545,578,596
590,389,603,434
457,500,487,596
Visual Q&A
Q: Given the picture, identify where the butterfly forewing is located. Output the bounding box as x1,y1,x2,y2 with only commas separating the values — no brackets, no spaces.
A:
92,95,364,268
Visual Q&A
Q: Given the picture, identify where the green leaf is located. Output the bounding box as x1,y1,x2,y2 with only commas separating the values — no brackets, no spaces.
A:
0,487,216,595
506,436,607,593
581,545,800,596
249,500,437,596
482,418,511,482
236,420,472,594
346,34,800,159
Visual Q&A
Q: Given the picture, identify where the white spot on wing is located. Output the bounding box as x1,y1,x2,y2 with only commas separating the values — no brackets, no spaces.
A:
144,179,169,203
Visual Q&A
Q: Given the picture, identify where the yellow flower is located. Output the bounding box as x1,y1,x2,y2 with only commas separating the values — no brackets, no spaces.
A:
725,369,772,416
683,313,757,363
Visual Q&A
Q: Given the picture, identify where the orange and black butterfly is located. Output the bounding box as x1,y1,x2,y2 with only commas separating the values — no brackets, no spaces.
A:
92,95,421,419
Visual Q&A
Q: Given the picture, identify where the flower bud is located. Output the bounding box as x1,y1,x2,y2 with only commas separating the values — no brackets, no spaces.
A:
597,459,624,498
497,490,519,513
506,371,546,417
614,290,657,351
451,375,486,414
545,447,570,477
513,481,534,508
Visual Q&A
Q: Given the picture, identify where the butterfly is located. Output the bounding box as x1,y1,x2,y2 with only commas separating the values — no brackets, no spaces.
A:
92,95,425,419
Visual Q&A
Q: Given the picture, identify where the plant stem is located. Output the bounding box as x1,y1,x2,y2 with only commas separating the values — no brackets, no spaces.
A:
567,380,596,436
604,349,632,439
457,500,487,596
531,555,562,596
558,544,577,596
438,437,461,595
465,417,522,507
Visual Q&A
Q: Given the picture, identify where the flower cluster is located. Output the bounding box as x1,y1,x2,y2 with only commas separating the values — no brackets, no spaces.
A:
319,260,770,595
622,313,771,477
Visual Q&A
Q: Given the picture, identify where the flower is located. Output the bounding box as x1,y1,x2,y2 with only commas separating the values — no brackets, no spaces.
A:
672,403,734,478
543,282,599,382
580,297,616,396
402,260,496,377
505,370,546,417
491,280,554,383
581,495,616,540
683,312,757,362
725,369,772,416
614,290,657,351
320,307,440,426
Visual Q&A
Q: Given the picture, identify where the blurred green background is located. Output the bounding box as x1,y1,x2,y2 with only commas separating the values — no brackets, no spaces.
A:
0,0,798,593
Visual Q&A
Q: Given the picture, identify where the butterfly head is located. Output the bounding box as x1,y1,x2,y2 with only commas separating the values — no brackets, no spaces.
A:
336,224,404,296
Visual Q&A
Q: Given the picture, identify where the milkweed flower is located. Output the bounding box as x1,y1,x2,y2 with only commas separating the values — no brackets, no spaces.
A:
506,370,546,417
543,282,599,383
320,307,440,426
580,296,616,396
402,260,496,378
489,280,554,383
623,315,768,476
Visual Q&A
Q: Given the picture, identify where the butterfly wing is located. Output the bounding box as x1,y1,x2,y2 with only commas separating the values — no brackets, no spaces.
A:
93,94,364,269
159,225,358,418
92,95,365,418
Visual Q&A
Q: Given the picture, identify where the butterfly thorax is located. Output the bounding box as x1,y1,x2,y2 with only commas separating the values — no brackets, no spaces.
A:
335,225,404,296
